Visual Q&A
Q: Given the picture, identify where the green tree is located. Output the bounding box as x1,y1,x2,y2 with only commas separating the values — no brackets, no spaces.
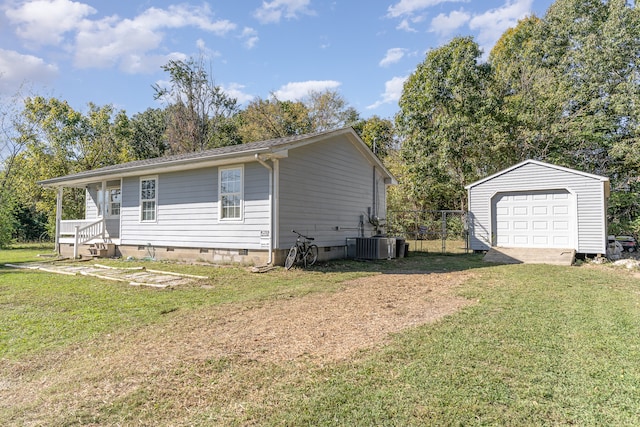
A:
352,116,395,159
129,108,169,159
543,0,640,174
305,89,359,132
490,16,565,164
238,94,311,142
0,88,31,246
397,36,495,211
493,0,640,230
11,97,135,234
153,56,240,153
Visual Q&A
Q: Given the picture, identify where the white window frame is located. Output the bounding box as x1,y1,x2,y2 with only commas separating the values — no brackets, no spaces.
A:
109,188,121,217
97,185,120,218
140,176,158,222
218,165,244,221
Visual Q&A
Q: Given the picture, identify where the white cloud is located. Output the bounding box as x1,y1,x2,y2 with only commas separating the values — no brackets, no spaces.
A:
379,48,407,67
194,39,222,61
222,83,254,104
131,5,235,35
396,18,418,32
387,0,458,18
367,76,407,110
469,0,533,48
274,80,341,101
72,4,236,72
5,0,96,46
120,52,187,74
5,2,237,73
430,9,471,37
241,27,259,49
0,49,58,93
254,0,315,24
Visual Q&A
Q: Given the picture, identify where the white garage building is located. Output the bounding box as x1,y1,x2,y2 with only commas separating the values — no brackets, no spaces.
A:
466,160,610,255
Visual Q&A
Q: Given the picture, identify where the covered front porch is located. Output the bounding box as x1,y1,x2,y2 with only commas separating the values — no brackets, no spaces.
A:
52,179,121,258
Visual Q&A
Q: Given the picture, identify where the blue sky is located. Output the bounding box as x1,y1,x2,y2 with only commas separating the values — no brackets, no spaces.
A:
0,0,555,120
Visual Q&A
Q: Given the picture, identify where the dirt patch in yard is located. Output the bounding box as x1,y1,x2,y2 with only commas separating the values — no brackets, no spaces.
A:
1,270,475,424
205,271,474,362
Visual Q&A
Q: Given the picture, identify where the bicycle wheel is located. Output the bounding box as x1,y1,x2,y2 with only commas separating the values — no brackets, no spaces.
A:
305,244,318,266
284,246,297,270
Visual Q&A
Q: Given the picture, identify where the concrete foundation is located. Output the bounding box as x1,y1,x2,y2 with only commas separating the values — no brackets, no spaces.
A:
59,243,348,266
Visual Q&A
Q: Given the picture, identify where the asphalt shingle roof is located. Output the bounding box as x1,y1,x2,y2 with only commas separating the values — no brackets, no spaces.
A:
39,128,349,186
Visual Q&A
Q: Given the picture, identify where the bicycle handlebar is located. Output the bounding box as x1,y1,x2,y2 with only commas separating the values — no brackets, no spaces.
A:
291,229,314,241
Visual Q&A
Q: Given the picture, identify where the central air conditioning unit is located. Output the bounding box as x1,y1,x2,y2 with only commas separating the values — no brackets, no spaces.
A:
351,237,396,260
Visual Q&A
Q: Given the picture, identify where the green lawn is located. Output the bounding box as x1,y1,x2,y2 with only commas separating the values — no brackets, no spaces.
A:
1,246,640,425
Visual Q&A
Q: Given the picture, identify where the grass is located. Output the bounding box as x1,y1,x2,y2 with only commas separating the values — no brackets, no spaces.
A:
0,245,372,359
265,265,640,426
2,245,640,425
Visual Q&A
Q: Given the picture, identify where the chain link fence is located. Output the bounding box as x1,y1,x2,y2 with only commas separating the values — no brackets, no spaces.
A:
386,210,469,254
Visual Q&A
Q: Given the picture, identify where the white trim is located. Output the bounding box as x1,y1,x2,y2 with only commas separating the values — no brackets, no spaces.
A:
489,188,577,250
55,187,62,253
139,175,158,223
97,184,121,219
255,155,273,264
218,165,244,222
117,178,123,240
273,158,280,250
465,159,609,190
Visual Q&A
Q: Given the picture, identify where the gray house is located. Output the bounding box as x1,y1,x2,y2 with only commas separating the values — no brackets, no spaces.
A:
39,127,396,265
465,160,610,255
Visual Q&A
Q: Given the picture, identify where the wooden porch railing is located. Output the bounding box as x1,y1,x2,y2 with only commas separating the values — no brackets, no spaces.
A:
72,218,105,258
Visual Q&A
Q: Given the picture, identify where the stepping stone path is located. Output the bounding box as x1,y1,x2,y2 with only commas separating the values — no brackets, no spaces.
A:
4,262,208,288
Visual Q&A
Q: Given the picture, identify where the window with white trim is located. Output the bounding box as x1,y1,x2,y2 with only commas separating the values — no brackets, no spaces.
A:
140,177,157,222
109,188,121,216
219,166,243,220
97,187,121,217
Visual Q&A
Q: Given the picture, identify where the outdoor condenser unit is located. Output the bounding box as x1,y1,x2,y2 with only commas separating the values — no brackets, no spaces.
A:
354,237,396,260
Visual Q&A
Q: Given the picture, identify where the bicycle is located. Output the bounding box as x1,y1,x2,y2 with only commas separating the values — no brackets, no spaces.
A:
285,230,318,270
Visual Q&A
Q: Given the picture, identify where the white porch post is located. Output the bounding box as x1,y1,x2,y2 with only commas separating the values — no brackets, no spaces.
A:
73,225,79,259
55,187,63,254
101,181,107,240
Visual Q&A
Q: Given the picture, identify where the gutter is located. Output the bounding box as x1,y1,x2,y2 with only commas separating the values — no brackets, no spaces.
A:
255,154,274,265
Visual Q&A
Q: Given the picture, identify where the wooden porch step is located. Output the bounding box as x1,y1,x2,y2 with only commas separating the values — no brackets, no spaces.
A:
88,243,115,258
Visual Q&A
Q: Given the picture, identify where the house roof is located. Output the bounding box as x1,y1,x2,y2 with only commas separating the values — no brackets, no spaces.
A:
39,127,396,187
464,159,609,190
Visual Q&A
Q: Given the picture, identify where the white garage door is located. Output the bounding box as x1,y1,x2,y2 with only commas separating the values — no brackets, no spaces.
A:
492,190,574,248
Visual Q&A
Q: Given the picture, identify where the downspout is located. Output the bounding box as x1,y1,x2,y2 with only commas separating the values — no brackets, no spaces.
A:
255,154,273,264
273,159,280,251
372,166,377,219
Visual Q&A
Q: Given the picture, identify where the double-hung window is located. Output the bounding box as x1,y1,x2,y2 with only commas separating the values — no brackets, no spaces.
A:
219,166,243,220
140,177,157,222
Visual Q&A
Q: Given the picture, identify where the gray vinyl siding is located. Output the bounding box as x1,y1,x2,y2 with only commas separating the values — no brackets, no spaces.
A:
120,163,270,249
277,135,387,248
85,187,98,220
468,162,607,254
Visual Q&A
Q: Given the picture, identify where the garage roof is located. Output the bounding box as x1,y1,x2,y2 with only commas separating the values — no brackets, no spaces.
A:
465,159,609,190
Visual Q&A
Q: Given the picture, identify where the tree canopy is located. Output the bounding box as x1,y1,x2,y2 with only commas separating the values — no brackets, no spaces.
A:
395,0,640,233
3,0,640,241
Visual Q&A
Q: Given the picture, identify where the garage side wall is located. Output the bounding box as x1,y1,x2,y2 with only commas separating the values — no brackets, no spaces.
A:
468,163,607,254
